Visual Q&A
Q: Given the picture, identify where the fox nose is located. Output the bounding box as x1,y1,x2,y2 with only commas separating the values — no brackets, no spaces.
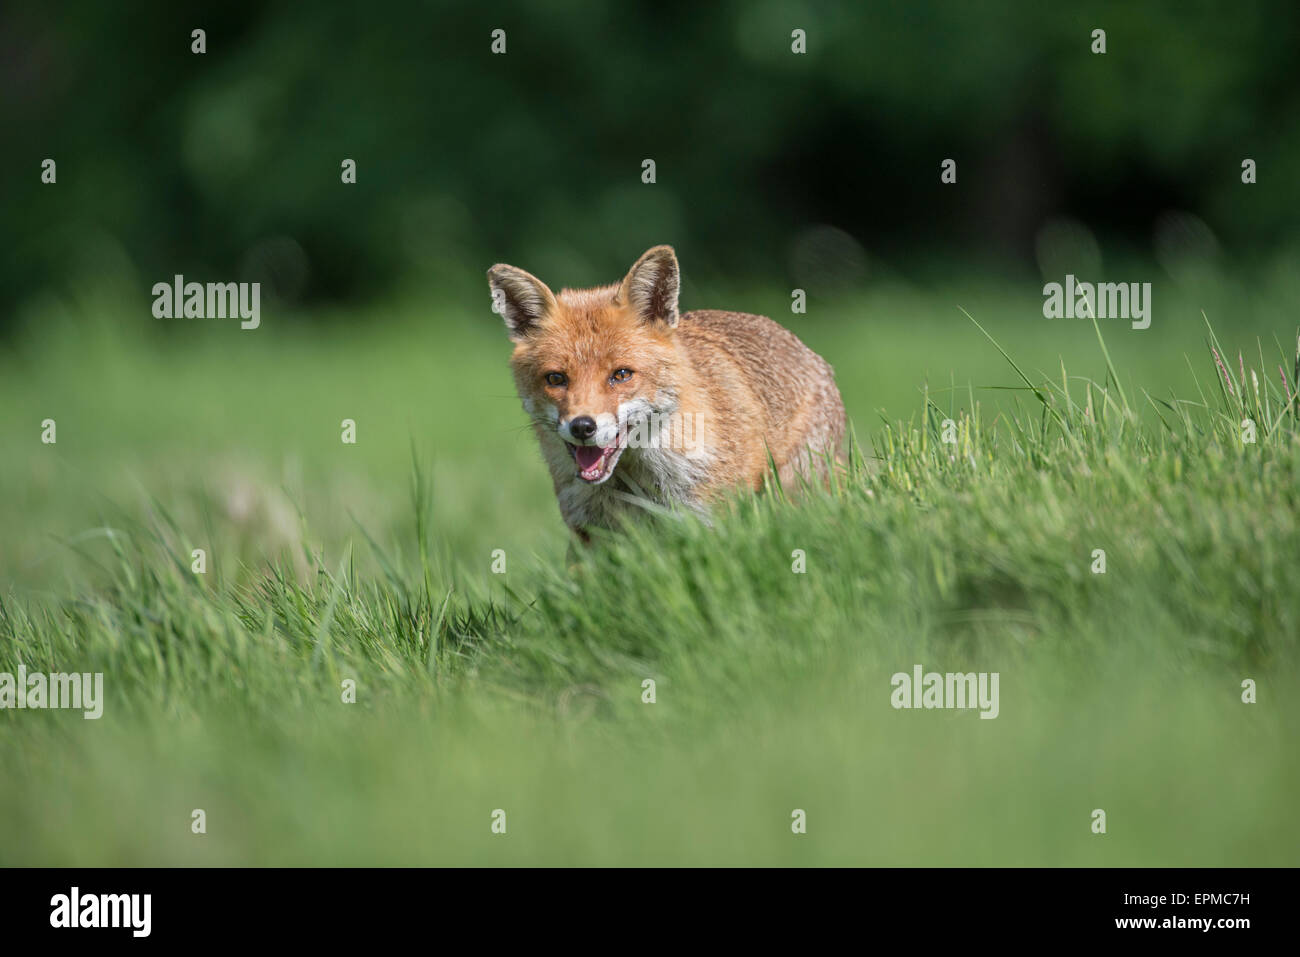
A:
568,416,597,442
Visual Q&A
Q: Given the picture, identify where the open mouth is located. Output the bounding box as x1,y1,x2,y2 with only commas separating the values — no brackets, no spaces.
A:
565,433,627,484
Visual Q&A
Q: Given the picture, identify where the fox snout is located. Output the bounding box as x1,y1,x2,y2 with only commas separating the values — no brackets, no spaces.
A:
559,412,619,446
557,412,626,484
566,415,597,441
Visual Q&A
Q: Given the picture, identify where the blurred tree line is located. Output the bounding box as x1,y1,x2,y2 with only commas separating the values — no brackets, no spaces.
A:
1,0,1297,323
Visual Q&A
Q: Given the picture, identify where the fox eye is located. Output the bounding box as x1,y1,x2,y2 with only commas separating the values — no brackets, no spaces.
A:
544,372,567,387
610,368,634,383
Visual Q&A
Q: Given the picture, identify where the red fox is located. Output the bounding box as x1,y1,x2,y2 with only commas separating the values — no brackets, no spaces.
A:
488,245,846,538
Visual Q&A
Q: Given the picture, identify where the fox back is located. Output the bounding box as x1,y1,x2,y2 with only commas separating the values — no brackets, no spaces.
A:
488,245,845,538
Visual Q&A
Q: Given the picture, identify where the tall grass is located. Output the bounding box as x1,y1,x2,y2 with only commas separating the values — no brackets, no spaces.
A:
1,318,1297,865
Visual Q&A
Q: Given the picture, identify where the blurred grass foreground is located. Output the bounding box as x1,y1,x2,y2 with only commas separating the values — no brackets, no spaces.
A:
1,282,1297,865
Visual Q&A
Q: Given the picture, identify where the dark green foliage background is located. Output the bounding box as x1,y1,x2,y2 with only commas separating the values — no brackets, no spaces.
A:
3,0,1298,318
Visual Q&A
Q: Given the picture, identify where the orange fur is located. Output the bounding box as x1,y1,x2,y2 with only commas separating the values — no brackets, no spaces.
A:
488,246,845,537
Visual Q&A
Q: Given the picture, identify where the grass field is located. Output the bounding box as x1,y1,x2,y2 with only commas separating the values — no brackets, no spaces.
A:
1,271,1298,865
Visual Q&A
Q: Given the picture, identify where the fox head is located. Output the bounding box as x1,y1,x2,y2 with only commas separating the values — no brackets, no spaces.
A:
488,245,683,485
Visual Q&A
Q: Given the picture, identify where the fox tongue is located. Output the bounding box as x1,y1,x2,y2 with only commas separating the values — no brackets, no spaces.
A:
574,445,607,471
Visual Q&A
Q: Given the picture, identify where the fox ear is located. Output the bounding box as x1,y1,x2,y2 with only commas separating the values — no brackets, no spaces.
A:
487,264,556,340
618,245,679,327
